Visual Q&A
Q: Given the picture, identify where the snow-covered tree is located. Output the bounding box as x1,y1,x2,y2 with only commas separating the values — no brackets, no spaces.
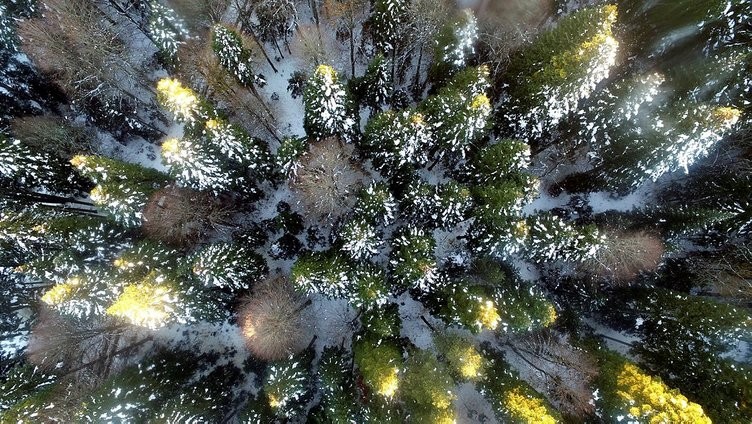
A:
1,136,88,195
303,65,356,142
362,109,432,174
422,65,492,162
291,250,352,298
593,348,711,424
70,155,169,227
433,331,487,382
156,78,210,123
212,24,262,87
369,0,409,54
389,226,439,292
353,53,391,110
340,216,381,261
353,336,402,398
430,8,478,81
147,1,188,62
502,4,619,142
160,137,240,195
315,346,358,423
275,136,307,177
0,3,16,51
264,350,313,419
527,214,605,263
353,182,397,227
191,242,267,291
202,118,275,180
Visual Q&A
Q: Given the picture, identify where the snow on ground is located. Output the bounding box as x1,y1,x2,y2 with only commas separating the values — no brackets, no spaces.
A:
96,128,172,173
589,183,654,213
584,318,641,357
455,382,499,424
397,292,440,351
310,295,358,356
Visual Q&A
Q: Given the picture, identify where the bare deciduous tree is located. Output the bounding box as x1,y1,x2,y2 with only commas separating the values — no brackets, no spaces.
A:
578,230,665,283
290,137,367,223
142,185,233,248
238,276,311,361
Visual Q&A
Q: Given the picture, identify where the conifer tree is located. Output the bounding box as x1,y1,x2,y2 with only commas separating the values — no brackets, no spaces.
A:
264,349,313,419
1,136,89,195
370,0,408,54
593,348,712,423
157,364,243,422
478,350,561,424
353,336,402,398
316,346,358,423
362,108,432,175
147,1,189,62
291,250,352,298
0,3,16,52
276,136,307,177
354,53,391,110
0,363,56,416
353,182,397,227
70,155,169,227
400,349,456,423
190,242,267,291
502,4,619,142
430,8,478,81
389,226,439,292
303,65,355,142
527,214,605,263
156,78,210,124
340,216,381,261
202,118,275,180
422,65,492,162
433,331,487,382
160,137,239,195
359,302,401,340
212,24,262,87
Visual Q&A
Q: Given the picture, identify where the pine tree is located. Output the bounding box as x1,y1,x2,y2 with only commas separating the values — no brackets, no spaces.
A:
212,24,262,87
370,0,409,54
276,136,307,177
433,331,487,382
422,65,492,162
527,214,605,263
593,348,711,423
157,364,243,422
353,336,402,398
430,8,478,81
156,78,210,124
147,1,188,62
340,216,381,261
389,226,439,292
317,346,358,423
400,348,456,423
70,155,169,227
291,250,352,298
160,137,239,194
353,182,397,227
349,263,390,309
359,302,401,340
0,363,56,414
433,181,472,230
362,108,432,175
264,350,313,419
190,242,267,291
478,349,561,424
202,118,275,181
303,65,356,142
353,53,391,111
1,135,89,195
424,259,556,334
502,4,619,142
0,3,16,52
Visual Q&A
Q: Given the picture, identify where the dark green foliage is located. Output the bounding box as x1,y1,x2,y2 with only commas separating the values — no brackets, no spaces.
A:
400,348,455,421
157,364,244,422
0,363,56,412
389,226,439,291
264,349,314,419
276,136,307,176
191,242,268,291
352,53,391,110
316,346,358,423
360,302,401,340
369,0,408,54
352,335,402,398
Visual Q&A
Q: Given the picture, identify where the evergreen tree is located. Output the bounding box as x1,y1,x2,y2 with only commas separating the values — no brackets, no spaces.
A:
527,214,605,263
70,155,169,227
0,363,56,414
389,226,439,292
353,182,397,227
400,349,456,423
157,364,243,422
276,136,307,177
160,137,240,195
303,65,356,142
190,242,267,291
433,181,472,230
478,349,561,424
501,4,619,142
264,349,313,419
430,8,478,81
424,259,556,334
593,347,711,423
359,302,401,340
353,336,402,398
291,250,352,298
237,392,275,423
340,216,381,261
147,1,188,62
353,53,391,110
362,108,432,175
202,118,275,180
433,331,487,382
0,3,16,52
316,346,358,423
422,65,492,162
1,135,88,195
348,263,390,309
156,78,210,124
212,24,262,88
370,0,408,54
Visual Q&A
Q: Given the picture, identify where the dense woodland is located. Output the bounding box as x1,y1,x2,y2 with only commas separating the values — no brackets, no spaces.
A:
0,0,750,422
